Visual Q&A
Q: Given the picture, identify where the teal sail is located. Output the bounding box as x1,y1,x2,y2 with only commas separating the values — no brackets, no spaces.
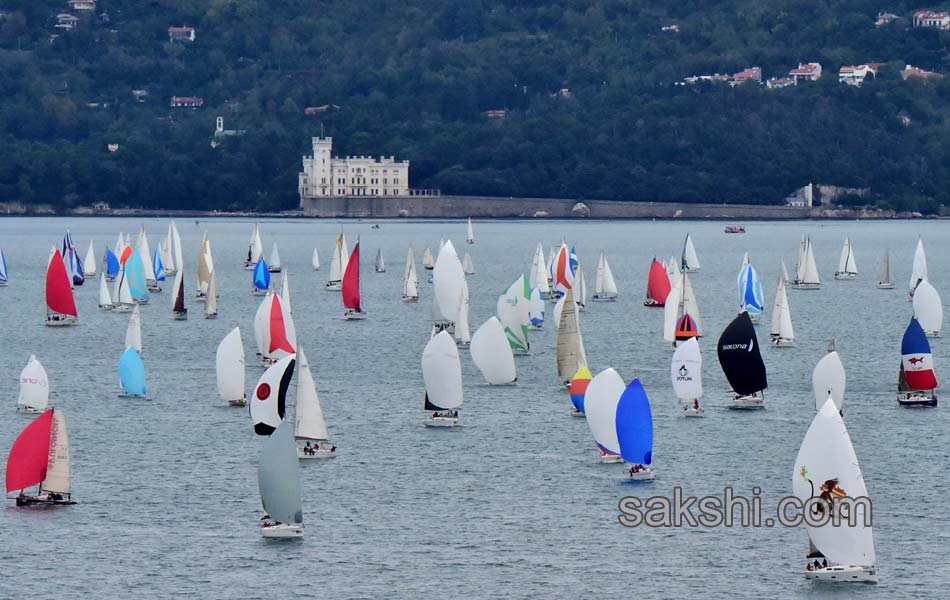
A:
118,347,147,397
126,249,149,302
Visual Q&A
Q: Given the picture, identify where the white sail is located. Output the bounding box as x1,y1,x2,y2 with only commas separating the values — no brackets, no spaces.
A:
910,239,927,292
269,243,281,270
455,279,471,344
312,248,320,270
912,280,943,334
433,240,465,323
253,293,272,356
197,232,212,295
793,398,875,568
249,224,264,265
466,217,475,243
583,368,626,455
667,255,681,278
403,249,419,299
294,347,329,441
801,237,820,284
98,273,112,307
422,330,463,409
171,268,185,315
83,241,97,277
770,276,794,341
663,279,683,342
601,254,618,295
18,355,49,411
125,304,142,353
462,252,475,275
879,252,892,285
531,244,550,295
681,273,703,336
422,247,435,270
216,327,246,403
204,272,218,316
683,234,700,271
115,268,133,305
41,409,71,494
162,224,176,275
812,350,846,412
671,337,702,401
781,260,790,283
470,317,517,384
280,269,292,314
375,248,386,272
556,288,587,379
577,264,588,307
836,238,850,274
137,229,157,283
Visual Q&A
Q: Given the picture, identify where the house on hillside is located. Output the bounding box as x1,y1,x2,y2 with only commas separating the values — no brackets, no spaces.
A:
170,96,204,108
661,24,680,32
913,10,950,28
132,89,149,102
168,26,196,42
304,104,340,115
55,14,79,30
839,64,879,86
767,77,795,89
731,67,762,86
789,63,822,82
485,109,507,118
67,0,96,10
902,64,943,80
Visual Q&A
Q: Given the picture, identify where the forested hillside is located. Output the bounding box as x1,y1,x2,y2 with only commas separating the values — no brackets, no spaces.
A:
1,0,949,212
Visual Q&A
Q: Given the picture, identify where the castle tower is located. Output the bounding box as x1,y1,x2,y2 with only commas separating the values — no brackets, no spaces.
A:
309,136,333,196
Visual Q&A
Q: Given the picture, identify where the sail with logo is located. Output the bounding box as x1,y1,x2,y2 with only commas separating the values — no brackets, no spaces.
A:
671,337,703,416
898,317,938,407
718,311,767,409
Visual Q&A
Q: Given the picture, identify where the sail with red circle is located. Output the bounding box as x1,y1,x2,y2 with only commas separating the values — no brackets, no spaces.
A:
268,293,295,356
645,259,671,306
5,409,53,493
342,242,361,310
46,250,77,318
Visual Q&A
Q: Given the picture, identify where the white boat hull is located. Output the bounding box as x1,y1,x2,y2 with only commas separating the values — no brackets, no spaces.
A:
629,466,656,480
402,296,419,303
424,415,460,427
806,565,877,583
173,312,187,320
344,310,367,320
924,330,940,338
833,272,857,280
16,406,43,414
592,294,617,302
325,282,342,291
99,304,113,310
228,398,247,407
792,282,821,290
252,289,268,296
599,453,624,464
730,394,764,410
45,315,77,327
261,523,303,539
682,406,704,417
297,448,336,459
111,304,133,313
570,409,585,418
771,337,795,347
877,282,895,289
205,313,217,319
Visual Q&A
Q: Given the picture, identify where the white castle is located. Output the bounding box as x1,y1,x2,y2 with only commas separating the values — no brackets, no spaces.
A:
298,136,409,200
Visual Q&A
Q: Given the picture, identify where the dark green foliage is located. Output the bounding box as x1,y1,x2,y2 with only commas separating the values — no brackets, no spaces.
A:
0,0,948,212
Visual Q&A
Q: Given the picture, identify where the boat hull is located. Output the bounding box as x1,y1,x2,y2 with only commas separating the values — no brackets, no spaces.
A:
16,494,76,507
771,337,795,347
806,565,877,583
897,394,937,407
402,296,419,303
877,282,895,289
173,312,187,320
599,453,624,464
297,448,336,459
834,272,857,280
228,398,247,407
325,282,342,291
924,330,940,338
682,406,704,417
16,406,43,414
424,415,460,427
791,282,821,290
261,523,303,539
592,294,617,302
344,310,367,320
45,314,77,327
252,289,268,296
730,394,764,410
204,313,217,319
570,409,585,418
147,285,162,292
268,267,282,273
99,303,113,310
111,304,133,313
629,466,656,480
643,299,665,307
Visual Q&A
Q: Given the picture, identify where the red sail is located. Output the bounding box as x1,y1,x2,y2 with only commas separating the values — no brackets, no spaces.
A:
46,252,78,317
646,259,672,305
268,294,294,354
5,409,53,493
120,245,133,265
342,242,361,310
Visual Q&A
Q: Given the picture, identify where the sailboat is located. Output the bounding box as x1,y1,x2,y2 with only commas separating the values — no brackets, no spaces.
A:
294,347,335,458
260,293,296,365
644,258,671,307
455,279,471,347
617,379,655,480
161,223,177,276
550,243,575,300
105,246,120,281
556,287,588,388
470,317,517,385
592,252,618,301
216,327,246,406
118,347,147,398
909,238,927,298
61,230,84,286
98,273,113,309
422,330,463,427
583,368,626,463
663,271,703,345
251,354,295,434
432,241,465,334
17,355,49,414
171,269,187,320
83,241,97,278
792,235,821,289
126,249,149,304
877,251,894,289
0,247,8,286
530,244,550,299
326,233,349,290
718,311,768,409
422,247,435,271
403,248,419,302
576,263,588,311
5,408,75,506
196,232,213,299
268,243,282,273
793,398,877,582
898,317,938,406
569,366,592,417
170,221,183,276
153,246,167,288
466,217,475,244
770,275,795,347
45,248,78,326
245,224,264,270
528,287,545,329
312,248,320,270
682,233,700,272
111,265,134,313
462,252,475,275
204,271,218,319
497,274,531,354
342,241,365,319
258,422,304,538
834,237,858,280
136,229,160,292
125,304,143,354
813,340,845,413
252,258,271,295
912,280,942,337
375,248,386,273
671,337,703,416
737,255,765,321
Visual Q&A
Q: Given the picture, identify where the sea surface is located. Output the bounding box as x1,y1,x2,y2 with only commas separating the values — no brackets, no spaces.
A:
0,217,947,599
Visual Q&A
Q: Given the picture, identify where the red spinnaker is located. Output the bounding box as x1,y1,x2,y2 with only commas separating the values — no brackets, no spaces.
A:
120,245,133,265
647,259,672,305
342,242,361,310
5,409,53,493
555,246,571,291
46,253,78,317
268,294,294,354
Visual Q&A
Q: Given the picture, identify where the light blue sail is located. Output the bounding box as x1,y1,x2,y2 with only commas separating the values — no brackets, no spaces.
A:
126,249,149,301
153,247,166,282
253,258,270,291
738,263,764,315
106,247,120,279
615,379,653,465
529,286,544,326
0,247,8,283
118,347,147,397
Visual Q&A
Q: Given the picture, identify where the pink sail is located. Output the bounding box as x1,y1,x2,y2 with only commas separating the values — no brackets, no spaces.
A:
5,409,53,493
46,251,77,317
342,242,361,310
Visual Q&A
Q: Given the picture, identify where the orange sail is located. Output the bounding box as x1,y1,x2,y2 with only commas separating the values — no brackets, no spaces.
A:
46,252,77,317
644,259,671,307
342,242,361,310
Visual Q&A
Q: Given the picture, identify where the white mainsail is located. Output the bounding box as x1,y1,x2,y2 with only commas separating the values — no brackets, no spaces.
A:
312,248,320,270
294,347,329,441
683,234,700,271
248,224,264,265
912,280,943,335
594,252,618,298
836,237,858,275
910,239,927,292
204,272,218,316
556,287,587,380
470,317,517,384
462,252,475,275
671,337,702,402
455,279,471,344
197,232,212,295
171,220,183,274
125,304,142,353
83,241,97,277
18,355,49,411
253,293,272,356
41,409,72,495
280,269,292,314
466,217,475,243
136,229,157,284
531,244,550,296
433,241,465,324
681,273,703,335
403,249,419,299
162,223,176,275
422,330,463,409
98,273,112,307
812,349,846,412
216,327,246,403
770,276,794,341
269,243,281,270
798,236,821,285
663,278,683,342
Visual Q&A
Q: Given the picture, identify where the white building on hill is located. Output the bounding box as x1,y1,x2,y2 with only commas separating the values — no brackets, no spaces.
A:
298,136,409,199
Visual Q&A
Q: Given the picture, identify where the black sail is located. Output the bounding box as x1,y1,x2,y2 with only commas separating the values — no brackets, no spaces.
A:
717,311,767,395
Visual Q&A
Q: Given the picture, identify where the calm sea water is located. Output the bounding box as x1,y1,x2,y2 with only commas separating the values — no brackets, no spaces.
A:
0,217,947,599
